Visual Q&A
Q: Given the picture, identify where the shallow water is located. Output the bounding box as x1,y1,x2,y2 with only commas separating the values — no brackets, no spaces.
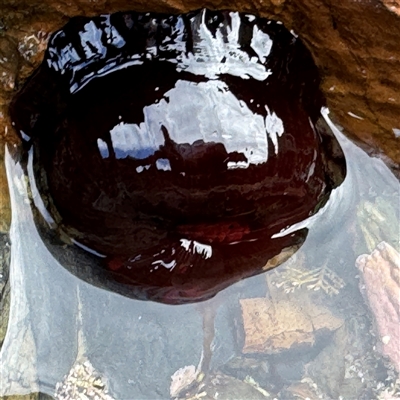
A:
1,9,399,400
0,110,399,399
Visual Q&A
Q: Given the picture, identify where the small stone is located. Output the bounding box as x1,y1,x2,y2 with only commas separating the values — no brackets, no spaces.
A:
240,298,343,354
170,365,198,398
54,358,115,400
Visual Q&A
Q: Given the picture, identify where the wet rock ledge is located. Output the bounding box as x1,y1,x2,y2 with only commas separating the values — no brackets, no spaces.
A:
0,0,399,231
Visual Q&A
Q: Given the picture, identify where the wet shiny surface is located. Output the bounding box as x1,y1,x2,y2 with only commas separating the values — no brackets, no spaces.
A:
9,10,346,304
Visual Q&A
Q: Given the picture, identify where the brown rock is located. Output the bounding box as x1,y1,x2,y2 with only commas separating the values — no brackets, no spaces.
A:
356,241,400,372
0,37,19,93
240,298,343,354
382,0,400,16
306,324,348,398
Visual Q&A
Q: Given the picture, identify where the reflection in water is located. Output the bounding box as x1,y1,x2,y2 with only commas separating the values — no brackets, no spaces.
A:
9,10,345,304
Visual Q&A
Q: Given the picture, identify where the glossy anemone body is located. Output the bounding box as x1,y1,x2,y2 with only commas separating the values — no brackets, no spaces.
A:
10,9,346,304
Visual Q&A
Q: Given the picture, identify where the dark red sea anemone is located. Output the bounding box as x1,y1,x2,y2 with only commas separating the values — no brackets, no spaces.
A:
10,9,346,304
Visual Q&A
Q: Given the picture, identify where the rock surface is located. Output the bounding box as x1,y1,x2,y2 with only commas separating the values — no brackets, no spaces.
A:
54,358,115,400
170,370,270,400
240,297,343,354
356,241,400,373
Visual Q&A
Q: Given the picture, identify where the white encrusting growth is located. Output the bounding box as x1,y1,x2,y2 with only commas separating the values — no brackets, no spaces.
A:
105,79,285,168
180,239,212,259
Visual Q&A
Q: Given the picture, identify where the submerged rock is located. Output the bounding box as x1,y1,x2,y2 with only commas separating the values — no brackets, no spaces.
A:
170,368,269,400
356,241,400,373
55,358,115,400
239,297,343,354
10,10,346,304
